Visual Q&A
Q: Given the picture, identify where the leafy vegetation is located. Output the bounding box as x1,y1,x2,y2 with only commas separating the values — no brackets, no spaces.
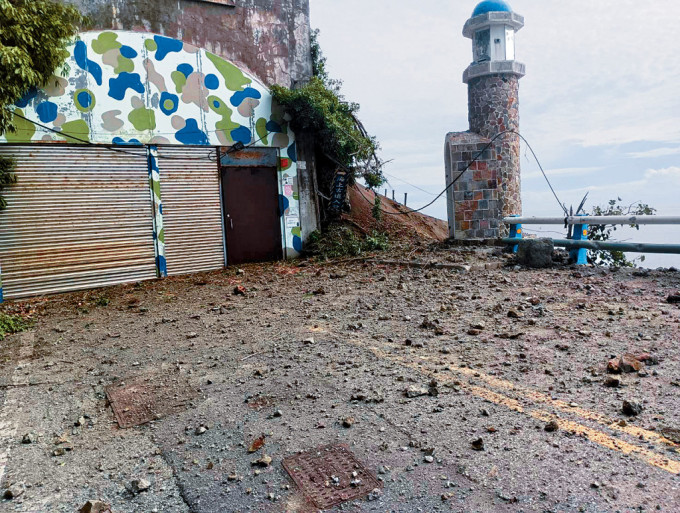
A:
0,312,32,340
0,0,84,134
588,198,656,267
306,225,389,260
271,30,385,208
0,0,84,209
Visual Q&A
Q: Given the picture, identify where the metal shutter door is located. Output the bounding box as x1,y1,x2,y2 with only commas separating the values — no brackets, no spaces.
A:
157,147,225,276
0,145,157,299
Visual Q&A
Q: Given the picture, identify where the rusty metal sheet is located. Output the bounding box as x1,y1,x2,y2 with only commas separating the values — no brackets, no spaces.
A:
157,146,226,276
282,444,382,509
0,145,157,299
219,147,278,167
105,373,197,429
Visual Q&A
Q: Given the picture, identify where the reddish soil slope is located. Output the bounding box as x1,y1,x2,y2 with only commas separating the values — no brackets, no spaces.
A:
343,184,449,242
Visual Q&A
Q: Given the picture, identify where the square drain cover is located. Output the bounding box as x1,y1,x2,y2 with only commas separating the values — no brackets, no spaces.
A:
105,373,196,429
282,444,382,509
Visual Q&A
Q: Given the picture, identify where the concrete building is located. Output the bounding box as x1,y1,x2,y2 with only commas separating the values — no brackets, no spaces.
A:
445,0,525,239
0,0,319,301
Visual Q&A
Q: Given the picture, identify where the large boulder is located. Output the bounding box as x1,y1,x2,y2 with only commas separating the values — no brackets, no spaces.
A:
517,238,554,269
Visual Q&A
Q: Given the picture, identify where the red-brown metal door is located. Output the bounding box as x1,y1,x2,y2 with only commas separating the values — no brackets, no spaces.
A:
221,167,282,265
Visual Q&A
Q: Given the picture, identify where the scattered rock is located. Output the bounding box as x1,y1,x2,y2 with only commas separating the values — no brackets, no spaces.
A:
507,309,522,319
129,478,151,494
195,426,207,436
405,386,429,398
604,376,620,388
253,454,272,467
544,421,559,432
233,286,247,296
342,417,355,428
424,455,434,463
3,483,25,500
21,432,37,444
659,427,680,444
608,353,648,374
622,399,644,416
666,295,680,304
78,500,113,513
302,337,315,345
248,436,266,453
471,438,485,451
517,239,554,269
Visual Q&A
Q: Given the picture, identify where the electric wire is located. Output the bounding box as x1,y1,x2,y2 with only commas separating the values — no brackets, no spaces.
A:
5,109,274,162
359,130,569,217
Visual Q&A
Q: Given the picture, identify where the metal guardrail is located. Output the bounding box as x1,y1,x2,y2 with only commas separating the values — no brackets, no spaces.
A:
503,215,680,226
504,215,680,265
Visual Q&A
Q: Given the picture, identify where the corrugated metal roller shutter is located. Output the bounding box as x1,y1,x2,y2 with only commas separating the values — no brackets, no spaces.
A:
157,146,225,276
0,145,158,299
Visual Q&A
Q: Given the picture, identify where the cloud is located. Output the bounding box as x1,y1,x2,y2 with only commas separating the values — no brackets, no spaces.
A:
523,166,603,180
628,147,680,159
644,166,680,183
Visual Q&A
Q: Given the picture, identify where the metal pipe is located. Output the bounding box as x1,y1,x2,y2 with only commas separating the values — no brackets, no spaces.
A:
503,215,680,226
502,238,680,254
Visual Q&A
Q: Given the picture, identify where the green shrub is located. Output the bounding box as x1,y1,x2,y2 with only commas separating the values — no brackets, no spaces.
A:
0,312,32,340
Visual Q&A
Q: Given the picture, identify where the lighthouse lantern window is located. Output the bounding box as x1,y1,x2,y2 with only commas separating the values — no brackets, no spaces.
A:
474,29,491,62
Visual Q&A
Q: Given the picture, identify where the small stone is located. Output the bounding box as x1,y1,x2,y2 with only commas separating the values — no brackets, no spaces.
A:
507,310,522,319
342,417,355,428
186,332,199,339
405,386,429,398
544,421,559,432
471,438,485,451
75,416,87,427
623,399,644,416
591,481,601,489
303,337,315,345
272,410,283,418
253,454,272,467
195,426,207,436
21,432,37,444
129,478,151,494
424,455,434,463
78,500,112,513
3,483,25,500
604,376,620,388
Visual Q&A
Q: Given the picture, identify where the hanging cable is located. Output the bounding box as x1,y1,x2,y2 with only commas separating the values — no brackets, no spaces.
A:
358,130,569,217
5,108,274,163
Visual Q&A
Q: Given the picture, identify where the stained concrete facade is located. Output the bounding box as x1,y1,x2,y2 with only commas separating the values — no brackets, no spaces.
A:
61,0,313,88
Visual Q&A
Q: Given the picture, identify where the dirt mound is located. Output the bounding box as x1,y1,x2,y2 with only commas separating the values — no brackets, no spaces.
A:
343,184,449,242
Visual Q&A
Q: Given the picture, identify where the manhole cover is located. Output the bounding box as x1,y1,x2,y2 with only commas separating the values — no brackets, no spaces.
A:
282,444,382,509
105,373,196,428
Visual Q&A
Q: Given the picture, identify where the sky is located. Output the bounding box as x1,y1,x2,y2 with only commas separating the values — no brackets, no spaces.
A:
310,0,680,267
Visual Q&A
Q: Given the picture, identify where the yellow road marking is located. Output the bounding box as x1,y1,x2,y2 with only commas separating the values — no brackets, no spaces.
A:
374,339,679,450
358,342,680,475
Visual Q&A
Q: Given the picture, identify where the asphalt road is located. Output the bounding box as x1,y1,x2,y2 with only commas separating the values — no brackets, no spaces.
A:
0,245,679,512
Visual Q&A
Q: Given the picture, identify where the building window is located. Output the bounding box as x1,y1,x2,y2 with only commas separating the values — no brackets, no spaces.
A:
474,29,490,62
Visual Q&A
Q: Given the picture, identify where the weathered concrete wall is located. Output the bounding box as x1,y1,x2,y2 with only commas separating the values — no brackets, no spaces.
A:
468,74,522,225
62,0,312,87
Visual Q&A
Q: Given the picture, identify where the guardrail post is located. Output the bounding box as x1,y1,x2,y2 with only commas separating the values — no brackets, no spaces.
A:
570,215,589,265
508,215,522,253
0,262,3,304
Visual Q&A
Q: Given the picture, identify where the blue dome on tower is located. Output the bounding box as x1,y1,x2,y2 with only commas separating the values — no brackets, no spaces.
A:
472,0,513,17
